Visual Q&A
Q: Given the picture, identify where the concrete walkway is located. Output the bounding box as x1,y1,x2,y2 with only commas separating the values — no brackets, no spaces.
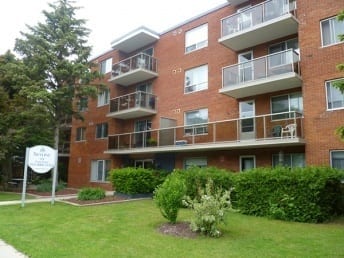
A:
0,240,28,258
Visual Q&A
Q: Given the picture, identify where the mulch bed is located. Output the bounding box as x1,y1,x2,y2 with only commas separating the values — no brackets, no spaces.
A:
158,222,198,238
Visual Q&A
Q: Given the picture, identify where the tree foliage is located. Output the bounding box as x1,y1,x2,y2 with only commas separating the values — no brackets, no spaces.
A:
334,10,344,140
14,0,102,150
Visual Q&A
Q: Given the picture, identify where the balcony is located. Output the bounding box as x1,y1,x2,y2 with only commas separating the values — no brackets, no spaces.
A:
111,26,160,53
107,91,157,119
106,111,304,154
219,0,298,51
227,0,248,6
220,49,301,98
109,53,158,86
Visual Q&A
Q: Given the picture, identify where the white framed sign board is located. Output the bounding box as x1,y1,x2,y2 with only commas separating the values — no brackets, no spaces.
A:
21,145,58,207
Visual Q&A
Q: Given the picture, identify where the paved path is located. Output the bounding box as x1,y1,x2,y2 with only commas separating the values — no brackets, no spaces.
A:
0,240,28,258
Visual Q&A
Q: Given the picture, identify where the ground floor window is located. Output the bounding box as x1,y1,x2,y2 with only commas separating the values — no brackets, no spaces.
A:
330,151,344,169
272,153,305,168
90,160,111,182
184,157,207,169
240,156,256,172
135,159,154,169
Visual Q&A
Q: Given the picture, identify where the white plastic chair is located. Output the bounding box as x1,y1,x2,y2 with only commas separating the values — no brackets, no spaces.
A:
281,123,297,138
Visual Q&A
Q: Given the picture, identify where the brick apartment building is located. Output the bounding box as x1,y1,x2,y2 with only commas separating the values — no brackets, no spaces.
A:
67,0,344,189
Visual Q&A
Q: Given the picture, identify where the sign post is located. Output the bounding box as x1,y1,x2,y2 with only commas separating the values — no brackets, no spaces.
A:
21,145,57,207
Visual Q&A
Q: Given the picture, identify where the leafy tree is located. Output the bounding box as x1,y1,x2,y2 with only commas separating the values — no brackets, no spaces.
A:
334,10,344,140
14,0,102,158
0,51,53,187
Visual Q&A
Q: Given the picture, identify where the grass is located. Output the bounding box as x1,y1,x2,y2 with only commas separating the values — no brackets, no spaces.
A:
0,200,343,258
0,192,35,201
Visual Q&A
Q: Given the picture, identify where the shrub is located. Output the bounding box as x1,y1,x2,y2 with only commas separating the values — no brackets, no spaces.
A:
154,173,186,224
184,179,232,237
109,167,167,194
174,166,235,200
234,166,344,223
77,187,105,201
36,179,66,192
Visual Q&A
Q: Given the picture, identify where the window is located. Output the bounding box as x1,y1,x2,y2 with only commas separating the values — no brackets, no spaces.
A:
269,38,299,67
78,97,88,112
134,159,154,169
97,89,110,106
76,127,86,141
184,108,208,135
271,92,303,120
100,58,112,74
185,24,208,53
326,79,344,110
90,160,111,182
272,153,305,168
240,156,256,172
321,16,344,47
184,157,207,169
331,151,344,169
96,123,108,139
184,65,208,93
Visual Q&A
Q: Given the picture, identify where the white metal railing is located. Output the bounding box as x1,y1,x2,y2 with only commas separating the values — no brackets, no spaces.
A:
109,91,157,113
111,53,157,78
222,49,300,88
221,0,296,37
108,111,303,150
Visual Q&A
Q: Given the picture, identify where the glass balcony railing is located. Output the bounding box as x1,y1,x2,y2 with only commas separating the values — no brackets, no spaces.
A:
222,49,300,88
111,53,157,78
109,91,157,114
108,111,304,151
221,0,296,38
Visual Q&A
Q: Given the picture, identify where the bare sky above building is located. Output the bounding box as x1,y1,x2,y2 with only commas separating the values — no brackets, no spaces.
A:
0,0,227,57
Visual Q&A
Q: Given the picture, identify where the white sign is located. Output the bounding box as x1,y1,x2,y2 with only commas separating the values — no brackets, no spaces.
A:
28,145,56,174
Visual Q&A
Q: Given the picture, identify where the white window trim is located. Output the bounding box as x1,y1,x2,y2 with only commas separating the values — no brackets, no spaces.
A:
97,89,110,107
270,92,303,121
184,157,207,169
330,150,344,169
325,78,344,111
90,160,110,182
185,23,208,54
76,127,86,142
320,16,344,48
184,64,208,94
100,58,112,74
240,155,256,172
95,123,108,139
184,108,209,136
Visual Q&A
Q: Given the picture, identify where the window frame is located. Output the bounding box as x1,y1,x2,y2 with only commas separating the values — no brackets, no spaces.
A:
76,127,86,142
185,23,208,53
330,150,344,169
95,123,108,139
270,92,303,120
184,108,208,135
272,153,305,168
184,157,207,169
240,155,256,172
97,88,110,107
99,58,112,74
90,160,111,182
325,78,344,111
184,64,208,94
320,16,344,47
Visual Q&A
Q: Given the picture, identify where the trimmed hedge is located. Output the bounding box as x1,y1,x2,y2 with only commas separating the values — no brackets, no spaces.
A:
234,167,344,223
109,167,167,194
174,166,236,199
77,187,105,200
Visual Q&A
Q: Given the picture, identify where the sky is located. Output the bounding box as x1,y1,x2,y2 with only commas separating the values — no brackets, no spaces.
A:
0,0,228,58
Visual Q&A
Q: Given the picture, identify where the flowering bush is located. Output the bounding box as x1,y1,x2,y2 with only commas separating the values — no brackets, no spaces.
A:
183,179,233,237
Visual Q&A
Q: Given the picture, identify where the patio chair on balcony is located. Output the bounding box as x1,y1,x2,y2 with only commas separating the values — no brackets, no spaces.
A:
281,123,297,138
272,125,282,137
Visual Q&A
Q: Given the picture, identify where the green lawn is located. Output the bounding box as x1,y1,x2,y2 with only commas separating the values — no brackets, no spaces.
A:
0,200,343,258
0,192,35,201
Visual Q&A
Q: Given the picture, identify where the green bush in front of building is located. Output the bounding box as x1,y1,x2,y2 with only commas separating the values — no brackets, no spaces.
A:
109,167,168,194
234,166,344,223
